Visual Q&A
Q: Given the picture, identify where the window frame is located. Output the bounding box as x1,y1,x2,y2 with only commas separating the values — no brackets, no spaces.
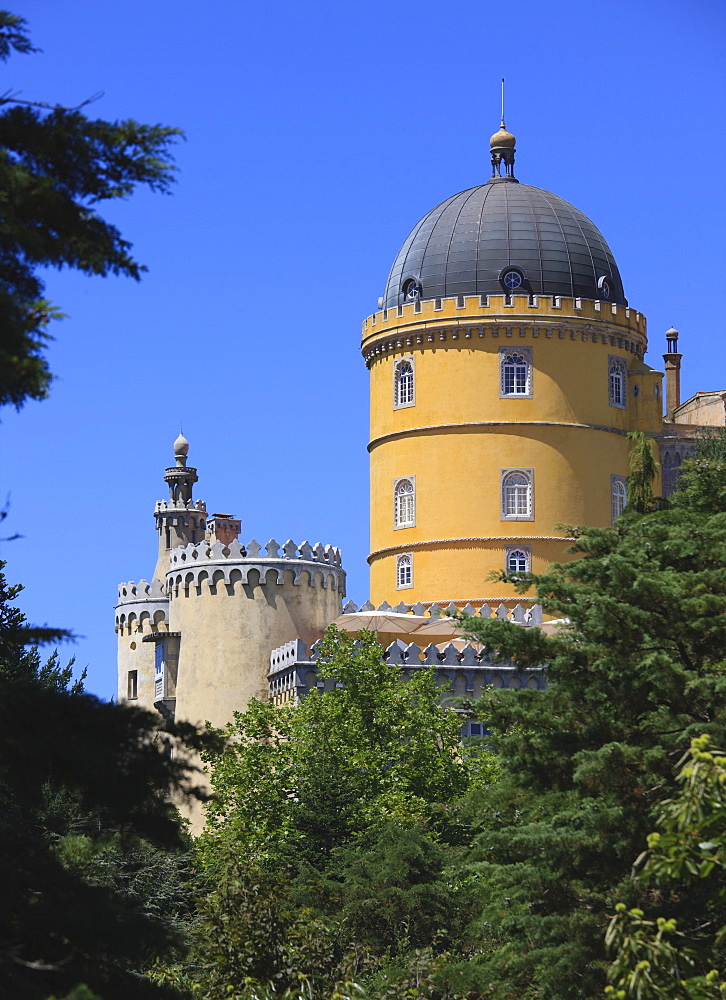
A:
127,669,138,700
608,355,627,409
505,545,531,573
396,552,414,590
393,356,415,410
499,346,533,398
611,475,627,523
501,468,534,521
393,475,416,530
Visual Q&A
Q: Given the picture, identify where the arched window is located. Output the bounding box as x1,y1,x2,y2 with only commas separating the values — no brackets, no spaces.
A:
396,553,413,589
394,357,415,409
394,477,415,528
506,547,530,573
611,476,627,522
500,347,532,396
501,469,533,519
609,356,627,407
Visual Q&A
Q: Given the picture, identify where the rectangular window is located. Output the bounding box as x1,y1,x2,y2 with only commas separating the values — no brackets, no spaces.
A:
127,670,138,700
608,355,627,408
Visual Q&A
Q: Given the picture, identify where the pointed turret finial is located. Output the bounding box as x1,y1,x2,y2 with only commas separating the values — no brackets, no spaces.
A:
490,78,517,181
173,430,189,466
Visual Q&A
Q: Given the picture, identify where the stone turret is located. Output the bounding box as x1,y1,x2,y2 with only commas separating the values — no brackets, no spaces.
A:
117,436,346,738
152,434,207,583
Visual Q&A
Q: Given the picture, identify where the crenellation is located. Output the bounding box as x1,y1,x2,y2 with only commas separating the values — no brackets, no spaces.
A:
155,498,207,513
267,634,547,701
117,577,167,605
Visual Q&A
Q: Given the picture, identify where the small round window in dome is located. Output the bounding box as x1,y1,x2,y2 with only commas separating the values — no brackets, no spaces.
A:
598,276,612,300
402,278,421,301
502,269,523,291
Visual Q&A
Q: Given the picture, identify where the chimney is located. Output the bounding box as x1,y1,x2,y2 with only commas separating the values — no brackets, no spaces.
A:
663,327,682,420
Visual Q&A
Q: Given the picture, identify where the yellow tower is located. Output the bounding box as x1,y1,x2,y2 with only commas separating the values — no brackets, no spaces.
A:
363,124,663,611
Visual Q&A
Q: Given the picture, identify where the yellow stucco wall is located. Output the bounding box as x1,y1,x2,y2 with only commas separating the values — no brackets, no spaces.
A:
363,294,662,607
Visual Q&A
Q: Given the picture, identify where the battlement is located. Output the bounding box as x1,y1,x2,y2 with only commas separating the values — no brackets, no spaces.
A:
361,294,647,367
338,598,543,622
116,577,167,606
268,624,547,705
363,293,646,338
115,577,168,633
166,537,346,594
154,499,207,513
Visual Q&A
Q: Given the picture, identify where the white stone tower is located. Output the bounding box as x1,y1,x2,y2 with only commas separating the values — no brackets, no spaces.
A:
116,437,346,728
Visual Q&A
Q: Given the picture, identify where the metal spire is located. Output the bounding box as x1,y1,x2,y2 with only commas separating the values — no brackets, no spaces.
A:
501,77,506,129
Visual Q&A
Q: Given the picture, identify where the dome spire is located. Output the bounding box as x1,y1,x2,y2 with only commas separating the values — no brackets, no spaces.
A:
490,78,517,180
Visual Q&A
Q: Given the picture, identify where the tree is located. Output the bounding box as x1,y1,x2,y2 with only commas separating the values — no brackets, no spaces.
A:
626,431,660,515
668,428,726,516
453,442,726,998
0,11,181,409
604,735,726,999
0,561,215,1000
155,627,490,999
201,627,470,873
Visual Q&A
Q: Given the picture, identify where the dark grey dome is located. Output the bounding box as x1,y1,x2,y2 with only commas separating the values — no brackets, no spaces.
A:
382,177,626,309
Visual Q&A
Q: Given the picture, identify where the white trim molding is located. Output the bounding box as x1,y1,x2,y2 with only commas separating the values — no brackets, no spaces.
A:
501,468,534,521
505,545,531,573
611,474,627,523
393,475,416,529
393,355,415,409
396,552,414,589
499,345,533,398
608,355,627,409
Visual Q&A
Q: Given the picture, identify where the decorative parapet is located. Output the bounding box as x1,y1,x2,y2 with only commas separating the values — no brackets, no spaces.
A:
269,638,310,676
339,599,542,623
115,578,168,632
154,499,207,513
166,538,345,593
268,628,547,704
361,294,647,368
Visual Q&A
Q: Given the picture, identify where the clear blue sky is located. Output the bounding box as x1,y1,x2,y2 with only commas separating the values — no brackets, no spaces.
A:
3,0,725,699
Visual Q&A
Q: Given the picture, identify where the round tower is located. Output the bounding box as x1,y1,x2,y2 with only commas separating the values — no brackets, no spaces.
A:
117,436,346,729
363,124,664,610
167,536,345,728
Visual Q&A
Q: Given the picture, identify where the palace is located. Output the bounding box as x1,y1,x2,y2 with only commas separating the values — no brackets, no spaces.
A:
116,121,723,733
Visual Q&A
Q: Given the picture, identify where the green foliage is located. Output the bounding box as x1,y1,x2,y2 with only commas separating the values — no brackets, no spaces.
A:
451,450,726,997
626,431,660,515
0,10,181,408
605,735,726,998
0,561,216,1000
44,988,104,1000
154,628,495,998
201,627,470,872
0,10,37,59
670,429,726,515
